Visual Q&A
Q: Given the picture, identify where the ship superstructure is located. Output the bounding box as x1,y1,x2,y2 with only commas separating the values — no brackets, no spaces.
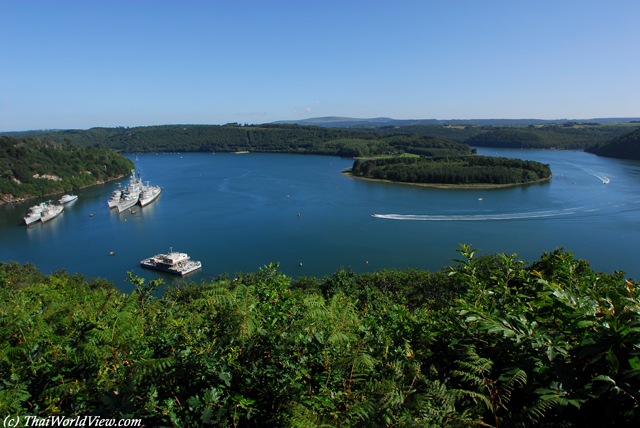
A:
40,201,64,223
140,248,202,275
23,202,48,225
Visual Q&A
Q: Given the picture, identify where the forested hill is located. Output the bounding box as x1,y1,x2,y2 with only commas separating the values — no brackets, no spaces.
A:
350,155,552,186
348,123,640,148
5,124,470,158
0,136,135,199
584,127,640,160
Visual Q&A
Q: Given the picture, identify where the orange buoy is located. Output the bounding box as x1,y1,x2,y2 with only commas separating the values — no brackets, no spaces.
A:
366,261,368,264
298,213,300,217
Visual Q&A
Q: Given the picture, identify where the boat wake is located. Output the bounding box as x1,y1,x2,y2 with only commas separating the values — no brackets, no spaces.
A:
371,198,640,221
562,162,610,184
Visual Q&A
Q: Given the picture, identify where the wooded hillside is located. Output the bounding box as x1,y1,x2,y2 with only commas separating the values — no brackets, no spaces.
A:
0,136,134,199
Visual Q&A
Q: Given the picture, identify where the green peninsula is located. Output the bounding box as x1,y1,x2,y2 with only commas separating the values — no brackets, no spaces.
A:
0,136,135,200
347,155,552,187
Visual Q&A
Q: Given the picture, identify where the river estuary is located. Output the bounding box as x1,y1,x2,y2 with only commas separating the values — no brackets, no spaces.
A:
1,149,639,292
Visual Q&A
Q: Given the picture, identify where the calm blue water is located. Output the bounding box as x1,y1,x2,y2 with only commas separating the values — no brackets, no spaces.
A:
1,150,639,292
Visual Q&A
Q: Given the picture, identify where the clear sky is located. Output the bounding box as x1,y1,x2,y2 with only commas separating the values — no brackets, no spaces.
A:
1,0,639,131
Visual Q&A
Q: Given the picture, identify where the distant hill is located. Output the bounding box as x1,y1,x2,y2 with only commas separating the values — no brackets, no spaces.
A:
273,116,640,128
585,128,640,160
0,124,469,158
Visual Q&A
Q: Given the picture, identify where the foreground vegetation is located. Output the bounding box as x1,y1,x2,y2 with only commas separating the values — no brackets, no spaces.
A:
0,136,135,199
350,155,552,186
1,247,638,426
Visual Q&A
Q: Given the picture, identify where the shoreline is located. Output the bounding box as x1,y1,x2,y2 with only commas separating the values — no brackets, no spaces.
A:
341,169,553,189
0,173,127,205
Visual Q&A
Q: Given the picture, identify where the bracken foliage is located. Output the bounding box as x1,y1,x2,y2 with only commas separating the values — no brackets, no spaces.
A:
0,248,638,427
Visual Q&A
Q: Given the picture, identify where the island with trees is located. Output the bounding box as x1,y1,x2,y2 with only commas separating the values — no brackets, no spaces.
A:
0,136,135,201
347,155,552,188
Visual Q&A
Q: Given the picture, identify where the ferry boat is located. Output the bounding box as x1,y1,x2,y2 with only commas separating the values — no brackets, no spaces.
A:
140,248,202,275
23,202,48,225
59,194,78,204
40,201,64,223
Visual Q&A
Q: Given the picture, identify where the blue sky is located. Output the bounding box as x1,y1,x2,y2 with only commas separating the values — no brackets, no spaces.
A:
1,0,638,131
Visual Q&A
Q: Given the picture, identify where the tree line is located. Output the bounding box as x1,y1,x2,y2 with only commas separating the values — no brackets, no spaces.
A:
1,246,638,426
2,124,470,158
348,123,640,149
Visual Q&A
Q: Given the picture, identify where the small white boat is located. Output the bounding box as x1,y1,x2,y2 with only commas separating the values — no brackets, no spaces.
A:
59,194,78,204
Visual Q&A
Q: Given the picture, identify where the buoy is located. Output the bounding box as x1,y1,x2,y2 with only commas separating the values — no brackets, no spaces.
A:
299,262,303,267
125,219,127,222
131,210,136,214
366,261,368,264
298,213,300,217
109,252,115,256
287,195,289,198
336,187,338,189
89,214,94,217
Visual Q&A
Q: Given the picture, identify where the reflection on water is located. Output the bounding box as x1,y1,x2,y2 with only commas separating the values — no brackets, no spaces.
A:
1,150,639,293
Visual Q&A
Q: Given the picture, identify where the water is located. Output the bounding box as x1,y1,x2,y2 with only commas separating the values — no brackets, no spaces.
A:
1,150,639,292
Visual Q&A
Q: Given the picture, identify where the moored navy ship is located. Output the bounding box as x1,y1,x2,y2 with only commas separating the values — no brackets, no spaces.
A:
139,181,162,207
40,201,64,223
23,202,48,225
107,183,123,208
140,248,202,275
116,170,142,213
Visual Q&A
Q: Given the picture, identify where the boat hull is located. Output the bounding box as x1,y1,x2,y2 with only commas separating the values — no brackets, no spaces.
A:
41,206,64,222
117,194,140,213
24,215,41,225
140,259,202,275
139,188,161,207
59,195,78,204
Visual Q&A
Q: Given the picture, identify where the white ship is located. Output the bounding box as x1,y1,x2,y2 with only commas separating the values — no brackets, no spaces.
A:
40,201,64,223
139,181,161,207
117,187,140,213
59,194,78,204
116,170,142,213
107,184,122,208
140,248,202,275
23,202,48,225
